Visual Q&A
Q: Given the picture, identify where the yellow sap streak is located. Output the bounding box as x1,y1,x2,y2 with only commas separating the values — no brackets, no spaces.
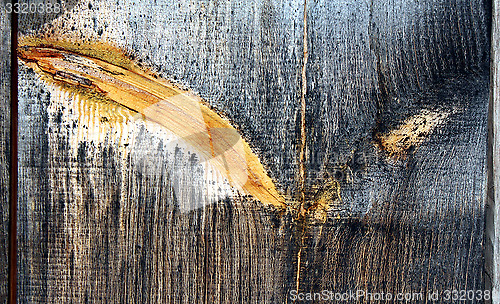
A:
18,43,285,209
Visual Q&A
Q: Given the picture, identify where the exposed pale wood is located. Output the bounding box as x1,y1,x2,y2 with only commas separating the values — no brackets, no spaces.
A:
17,0,491,303
17,43,287,208
0,7,10,304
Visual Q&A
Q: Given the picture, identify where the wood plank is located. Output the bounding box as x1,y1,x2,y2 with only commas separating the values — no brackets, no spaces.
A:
298,0,491,300
17,1,302,303
16,0,491,303
0,5,11,304
487,0,499,302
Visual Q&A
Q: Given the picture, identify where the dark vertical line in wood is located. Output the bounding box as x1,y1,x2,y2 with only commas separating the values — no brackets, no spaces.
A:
203,215,209,304
8,2,17,303
368,0,388,134
485,45,494,303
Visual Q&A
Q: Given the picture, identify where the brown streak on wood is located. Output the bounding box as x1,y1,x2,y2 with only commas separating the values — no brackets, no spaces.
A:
298,0,308,212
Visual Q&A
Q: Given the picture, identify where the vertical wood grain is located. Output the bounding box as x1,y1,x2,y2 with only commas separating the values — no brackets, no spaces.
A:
17,1,302,303
297,0,490,301
16,0,492,303
487,0,499,302
0,5,11,304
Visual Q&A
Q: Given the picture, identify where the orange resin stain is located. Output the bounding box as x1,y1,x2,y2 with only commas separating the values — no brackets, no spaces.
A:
18,37,286,209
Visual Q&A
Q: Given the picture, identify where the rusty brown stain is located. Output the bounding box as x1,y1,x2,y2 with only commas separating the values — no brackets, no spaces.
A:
306,179,341,222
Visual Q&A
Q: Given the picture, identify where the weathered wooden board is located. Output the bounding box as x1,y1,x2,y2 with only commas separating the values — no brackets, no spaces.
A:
16,0,491,303
17,1,301,303
0,5,10,304
298,0,490,300
486,0,499,301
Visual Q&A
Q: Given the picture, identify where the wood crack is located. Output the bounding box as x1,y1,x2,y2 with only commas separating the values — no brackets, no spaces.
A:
295,0,309,294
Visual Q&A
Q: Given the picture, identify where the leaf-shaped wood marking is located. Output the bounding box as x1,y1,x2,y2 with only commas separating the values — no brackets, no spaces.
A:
18,38,286,209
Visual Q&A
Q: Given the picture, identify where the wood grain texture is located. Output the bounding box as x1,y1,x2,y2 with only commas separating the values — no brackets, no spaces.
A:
486,0,499,301
298,0,490,300
0,6,10,304
17,0,490,303
18,0,301,303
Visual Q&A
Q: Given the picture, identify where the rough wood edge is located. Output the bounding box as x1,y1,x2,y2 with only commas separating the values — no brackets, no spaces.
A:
486,0,499,302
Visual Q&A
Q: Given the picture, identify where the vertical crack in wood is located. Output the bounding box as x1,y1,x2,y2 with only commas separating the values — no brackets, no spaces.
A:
8,5,18,304
296,0,309,294
299,0,308,208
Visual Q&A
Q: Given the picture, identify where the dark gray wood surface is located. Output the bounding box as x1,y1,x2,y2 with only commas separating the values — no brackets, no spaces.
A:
486,0,499,302
0,6,10,304
298,0,490,300
18,1,302,303
16,0,491,303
